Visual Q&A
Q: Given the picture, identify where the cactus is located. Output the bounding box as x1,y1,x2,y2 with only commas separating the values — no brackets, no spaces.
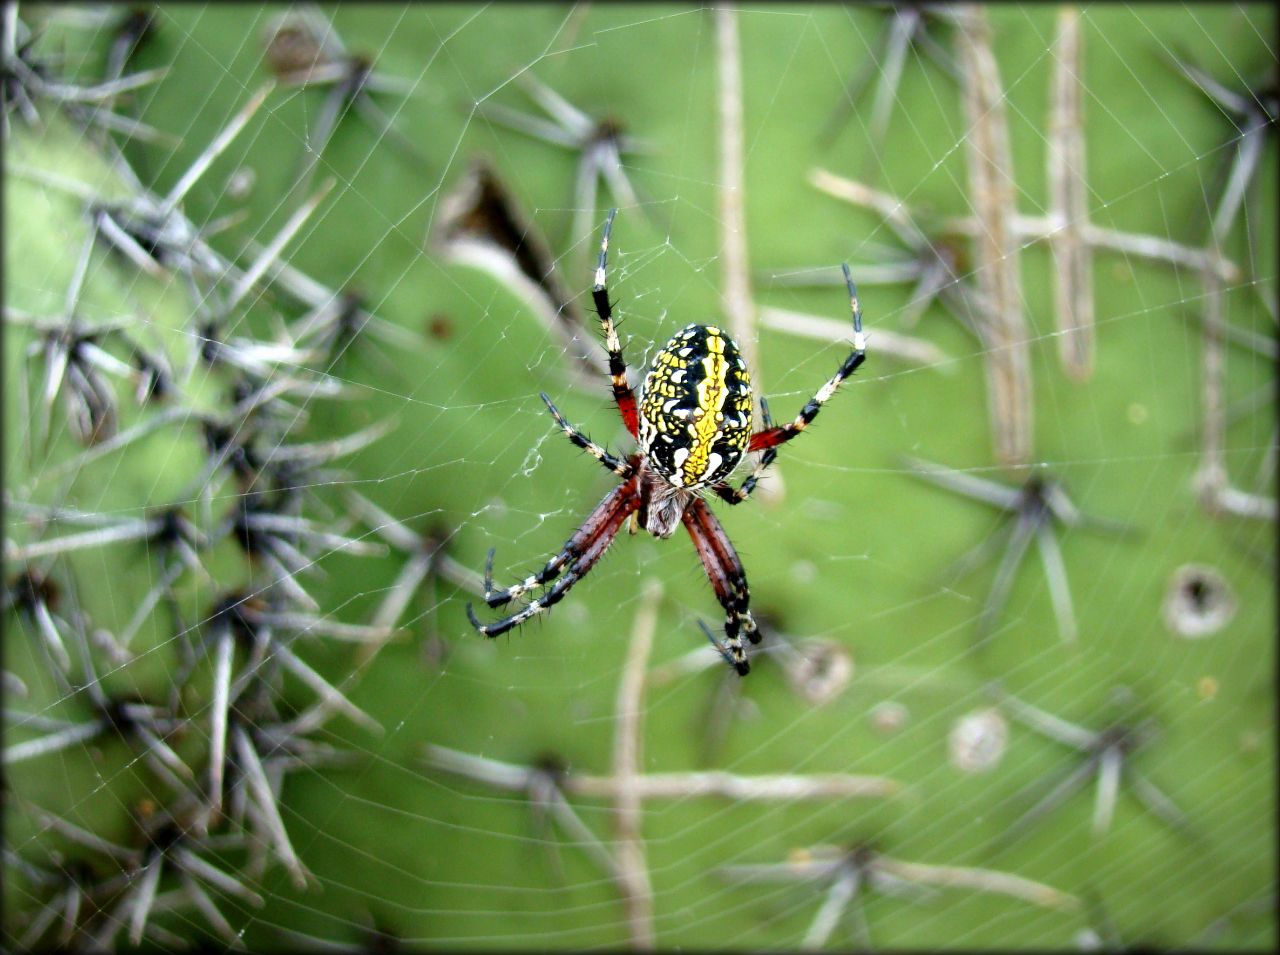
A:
5,4,1275,951
4,7,396,946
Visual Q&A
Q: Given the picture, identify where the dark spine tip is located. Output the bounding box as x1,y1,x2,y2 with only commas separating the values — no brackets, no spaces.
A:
841,263,863,334
482,548,498,598
465,603,488,634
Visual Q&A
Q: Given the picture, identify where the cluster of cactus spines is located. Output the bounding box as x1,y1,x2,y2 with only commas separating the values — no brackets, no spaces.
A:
5,3,1271,949
2,4,429,947
899,459,1136,650
431,156,610,386
991,686,1190,845
475,70,647,274
260,8,427,209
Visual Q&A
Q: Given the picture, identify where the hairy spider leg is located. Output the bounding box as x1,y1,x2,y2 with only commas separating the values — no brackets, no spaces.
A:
749,264,866,452
683,498,759,675
539,392,634,477
684,518,747,673
478,476,637,610
592,208,639,438
710,396,779,506
692,499,757,641
467,477,641,637
477,401,637,612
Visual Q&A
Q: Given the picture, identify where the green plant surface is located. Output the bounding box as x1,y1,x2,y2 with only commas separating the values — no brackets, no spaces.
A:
5,3,1274,950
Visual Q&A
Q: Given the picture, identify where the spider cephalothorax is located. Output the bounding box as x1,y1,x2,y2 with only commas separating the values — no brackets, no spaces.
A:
468,209,866,674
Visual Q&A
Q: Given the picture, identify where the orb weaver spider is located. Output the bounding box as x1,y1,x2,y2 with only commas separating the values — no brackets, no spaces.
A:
468,209,866,675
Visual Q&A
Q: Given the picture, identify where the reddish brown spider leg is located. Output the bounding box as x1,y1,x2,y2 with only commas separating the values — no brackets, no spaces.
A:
469,497,638,638
591,208,639,438
749,266,866,453
683,499,757,675
480,475,639,610
688,500,755,636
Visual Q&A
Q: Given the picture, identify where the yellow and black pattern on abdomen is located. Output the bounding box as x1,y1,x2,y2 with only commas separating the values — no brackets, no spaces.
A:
637,324,754,488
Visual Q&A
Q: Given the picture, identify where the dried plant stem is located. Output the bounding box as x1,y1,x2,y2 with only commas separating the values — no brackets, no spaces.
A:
1194,251,1277,520
423,745,900,802
813,167,1241,283
876,856,1077,910
1047,7,1093,380
613,578,659,951
760,307,950,369
717,3,783,502
808,168,923,245
1198,255,1228,509
717,4,753,367
956,5,1032,468
566,771,900,801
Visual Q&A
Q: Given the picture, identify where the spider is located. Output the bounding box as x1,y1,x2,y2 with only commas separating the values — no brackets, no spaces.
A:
467,209,866,675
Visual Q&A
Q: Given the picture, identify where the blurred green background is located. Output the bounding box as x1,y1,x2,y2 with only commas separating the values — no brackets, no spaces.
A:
4,3,1275,949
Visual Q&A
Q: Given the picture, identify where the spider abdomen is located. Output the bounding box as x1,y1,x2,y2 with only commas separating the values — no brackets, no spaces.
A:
638,324,753,488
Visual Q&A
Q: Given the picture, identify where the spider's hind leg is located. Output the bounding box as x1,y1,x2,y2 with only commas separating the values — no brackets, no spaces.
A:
683,499,758,676
700,620,749,676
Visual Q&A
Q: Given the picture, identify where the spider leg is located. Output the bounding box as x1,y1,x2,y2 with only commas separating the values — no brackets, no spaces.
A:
592,209,640,438
467,488,639,638
698,619,740,672
478,478,638,609
749,264,865,453
683,499,757,676
710,397,779,506
539,391,633,477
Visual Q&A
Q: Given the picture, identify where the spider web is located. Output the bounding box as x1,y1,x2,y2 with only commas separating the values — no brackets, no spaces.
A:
3,3,1275,950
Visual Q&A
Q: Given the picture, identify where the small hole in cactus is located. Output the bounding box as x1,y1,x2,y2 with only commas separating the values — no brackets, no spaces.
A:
427,312,454,341
1163,564,1236,639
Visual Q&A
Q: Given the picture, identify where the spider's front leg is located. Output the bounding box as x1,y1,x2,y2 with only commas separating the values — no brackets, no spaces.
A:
710,397,779,506
592,208,640,438
748,264,866,454
477,396,638,612
468,476,640,635
683,498,759,676
539,392,633,478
